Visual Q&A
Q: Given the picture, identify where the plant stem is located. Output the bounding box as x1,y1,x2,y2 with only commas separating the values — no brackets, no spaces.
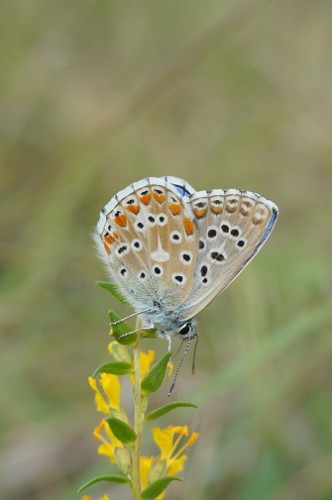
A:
132,330,143,499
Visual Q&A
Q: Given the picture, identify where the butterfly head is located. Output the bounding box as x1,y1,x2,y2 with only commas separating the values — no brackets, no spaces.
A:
176,319,197,340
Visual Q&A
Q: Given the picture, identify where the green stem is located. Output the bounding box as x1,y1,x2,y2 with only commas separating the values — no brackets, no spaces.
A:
132,330,143,499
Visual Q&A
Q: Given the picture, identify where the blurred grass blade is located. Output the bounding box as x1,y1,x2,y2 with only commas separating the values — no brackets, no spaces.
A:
197,303,332,403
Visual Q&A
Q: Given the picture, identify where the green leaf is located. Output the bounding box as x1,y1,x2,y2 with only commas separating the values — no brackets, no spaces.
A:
141,476,183,498
109,310,137,345
78,474,130,493
145,401,198,421
106,417,137,444
97,281,129,305
141,353,172,394
92,361,132,378
141,327,158,339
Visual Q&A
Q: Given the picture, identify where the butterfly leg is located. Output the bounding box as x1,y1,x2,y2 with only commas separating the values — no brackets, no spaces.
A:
117,327,152,340
118,321,155,340
110,308,152,326
158,330,172,352
165,332,172,353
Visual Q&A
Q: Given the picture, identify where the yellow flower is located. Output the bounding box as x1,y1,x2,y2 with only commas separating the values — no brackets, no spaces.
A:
140,456,154,489
140,456,167,500
153,426,199,475
129,350,155,384
81,496,111,500
138,426,199,499
88,373,121,414
93,419,123,463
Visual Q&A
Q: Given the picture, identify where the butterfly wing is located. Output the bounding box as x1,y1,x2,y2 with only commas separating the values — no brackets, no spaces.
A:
180,189,278,320
94,177,199,312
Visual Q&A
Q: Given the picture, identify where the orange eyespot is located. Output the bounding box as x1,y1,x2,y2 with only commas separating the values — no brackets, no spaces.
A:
104,234,115,245
126,205,140,214
193,208,207,218
183,217,194,235
114,214,127,227
152,192,165,204
140,194,151,205
169,203,181,215
210,206,223,214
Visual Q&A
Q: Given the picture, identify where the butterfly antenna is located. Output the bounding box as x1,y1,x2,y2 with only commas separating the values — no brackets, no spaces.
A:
192,334,199,375
168,338,192,397
110,308,151,326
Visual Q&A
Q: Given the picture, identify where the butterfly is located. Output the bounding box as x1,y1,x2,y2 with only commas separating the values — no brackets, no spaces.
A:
94,176,278,386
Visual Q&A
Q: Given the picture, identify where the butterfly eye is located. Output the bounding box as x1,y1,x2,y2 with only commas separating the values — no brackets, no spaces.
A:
178,322,191,336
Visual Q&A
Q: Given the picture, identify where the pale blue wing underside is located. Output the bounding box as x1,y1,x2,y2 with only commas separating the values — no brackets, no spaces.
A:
181,189,278,320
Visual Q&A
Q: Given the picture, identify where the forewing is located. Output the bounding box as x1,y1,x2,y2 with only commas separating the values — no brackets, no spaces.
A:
94,177,198,311
181,189,278,320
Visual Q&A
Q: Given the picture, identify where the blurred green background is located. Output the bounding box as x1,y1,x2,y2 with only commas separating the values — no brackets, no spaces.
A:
1,0,331,499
